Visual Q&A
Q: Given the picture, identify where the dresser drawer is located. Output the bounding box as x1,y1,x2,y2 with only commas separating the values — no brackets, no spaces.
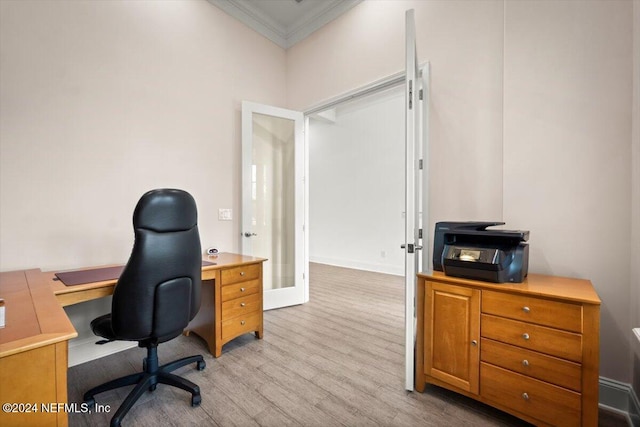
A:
221,264,261,285
481,338,582,392
481,362,581,427
222,292,261,320
482,290,582,333
481,314,582,362
221,311,261,341
221,279,260,302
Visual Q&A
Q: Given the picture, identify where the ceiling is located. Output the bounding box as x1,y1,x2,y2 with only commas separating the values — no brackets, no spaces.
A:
207,0,363,49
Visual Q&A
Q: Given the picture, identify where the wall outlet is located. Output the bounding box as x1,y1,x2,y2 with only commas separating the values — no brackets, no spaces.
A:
218,208,232,221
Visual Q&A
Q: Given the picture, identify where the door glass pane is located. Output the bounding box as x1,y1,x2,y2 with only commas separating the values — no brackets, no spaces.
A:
252,112,295,291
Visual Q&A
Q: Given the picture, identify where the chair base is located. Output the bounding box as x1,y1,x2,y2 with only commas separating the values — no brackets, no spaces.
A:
83,345,205,427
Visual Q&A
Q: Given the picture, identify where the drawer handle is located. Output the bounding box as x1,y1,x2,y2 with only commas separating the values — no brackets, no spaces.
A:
522,359,529,367
522,306,530,313
471,340,478,346
240,320,246,326
240,271,245,276
240,287,246,292
522,392,529,401
240,302,246,307
522,333,530,340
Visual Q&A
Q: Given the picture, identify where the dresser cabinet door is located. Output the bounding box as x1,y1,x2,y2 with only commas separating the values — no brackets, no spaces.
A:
424,281,481,394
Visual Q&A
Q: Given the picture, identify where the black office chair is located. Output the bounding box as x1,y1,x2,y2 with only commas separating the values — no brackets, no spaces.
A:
83,189,206,427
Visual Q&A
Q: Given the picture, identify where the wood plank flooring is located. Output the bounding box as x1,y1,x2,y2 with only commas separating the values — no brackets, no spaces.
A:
67,263,628,426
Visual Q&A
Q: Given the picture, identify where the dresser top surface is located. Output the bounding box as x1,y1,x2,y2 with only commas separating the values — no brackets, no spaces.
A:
418,271,601,305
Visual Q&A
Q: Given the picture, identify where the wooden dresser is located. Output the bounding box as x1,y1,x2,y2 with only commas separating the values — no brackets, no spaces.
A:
415,272,600,427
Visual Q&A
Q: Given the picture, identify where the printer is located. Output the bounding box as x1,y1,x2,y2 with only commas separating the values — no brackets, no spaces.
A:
433,221,529,283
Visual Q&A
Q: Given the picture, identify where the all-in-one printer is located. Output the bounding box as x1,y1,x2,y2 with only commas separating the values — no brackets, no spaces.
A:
433,221,529,283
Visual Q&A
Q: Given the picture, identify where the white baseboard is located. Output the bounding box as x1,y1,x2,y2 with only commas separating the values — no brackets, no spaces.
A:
599,377,640,426
68,336,137,367
309,256,403,276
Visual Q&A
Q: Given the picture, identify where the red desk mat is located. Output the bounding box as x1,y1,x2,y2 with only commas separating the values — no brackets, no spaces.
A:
55,260,216,286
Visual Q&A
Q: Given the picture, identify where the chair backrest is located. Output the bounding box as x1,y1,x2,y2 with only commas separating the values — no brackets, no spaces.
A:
111,189,202,343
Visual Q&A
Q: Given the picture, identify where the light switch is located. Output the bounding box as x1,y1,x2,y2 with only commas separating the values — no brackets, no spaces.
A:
218,208,232,221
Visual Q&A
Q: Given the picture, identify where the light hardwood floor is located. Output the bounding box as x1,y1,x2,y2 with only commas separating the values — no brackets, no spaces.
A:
68,263,627,426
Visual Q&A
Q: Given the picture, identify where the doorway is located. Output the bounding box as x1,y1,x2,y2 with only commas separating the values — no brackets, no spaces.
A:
307,85,406,277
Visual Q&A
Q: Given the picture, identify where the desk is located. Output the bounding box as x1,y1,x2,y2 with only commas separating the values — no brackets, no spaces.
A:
47,252,266,357
0,269,77,427
0,253,265,426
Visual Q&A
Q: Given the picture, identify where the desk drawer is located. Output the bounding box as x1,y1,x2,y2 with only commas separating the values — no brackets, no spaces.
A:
222,292,261,320
482,290,582,333
221,279,260,302
221,311,261,341
221,264,261,285
481,338,582,392
481,314,582,362
481,362,581,427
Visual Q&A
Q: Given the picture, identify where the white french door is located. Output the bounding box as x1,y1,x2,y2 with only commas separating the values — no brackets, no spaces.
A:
241,101,307,310
404,9,429,391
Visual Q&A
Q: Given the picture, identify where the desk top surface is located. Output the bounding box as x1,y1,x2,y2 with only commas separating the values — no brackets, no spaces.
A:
0,269,77,357
0,253,265,357
48,252,266,296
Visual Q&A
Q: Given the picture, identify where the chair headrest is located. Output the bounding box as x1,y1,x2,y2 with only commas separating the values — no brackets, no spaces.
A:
133,189,197,232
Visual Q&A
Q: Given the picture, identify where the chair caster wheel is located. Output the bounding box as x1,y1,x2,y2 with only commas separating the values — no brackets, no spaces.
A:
191,394,201,407
197,360,206,371
149,384,157,392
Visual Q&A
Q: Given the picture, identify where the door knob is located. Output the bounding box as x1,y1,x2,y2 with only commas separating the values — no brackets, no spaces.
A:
244,232,257,237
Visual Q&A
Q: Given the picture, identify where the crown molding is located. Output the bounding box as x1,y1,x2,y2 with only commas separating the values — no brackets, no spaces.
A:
207,0,363,49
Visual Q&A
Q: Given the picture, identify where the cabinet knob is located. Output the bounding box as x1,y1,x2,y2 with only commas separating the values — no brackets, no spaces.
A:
240,271,245,276
522,333,530,340
522,306,530,313
240,320,246,326
522,359,529,367
471,340,478,346
522,392,529,401
240,287,246,292
240,302,246,307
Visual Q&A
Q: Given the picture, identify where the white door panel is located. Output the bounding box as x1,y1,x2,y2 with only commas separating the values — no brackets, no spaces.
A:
404,9,429,391
241,102,306,310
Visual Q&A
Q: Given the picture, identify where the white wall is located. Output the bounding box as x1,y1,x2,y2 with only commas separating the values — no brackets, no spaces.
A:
287,0,636,386
0,0,286,273
0,0,286,361
502,0,633,383
308,87,405,275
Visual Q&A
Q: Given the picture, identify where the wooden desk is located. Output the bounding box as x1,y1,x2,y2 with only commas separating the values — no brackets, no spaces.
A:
0,269,77,427
47,253,266,357
1,253,265,426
